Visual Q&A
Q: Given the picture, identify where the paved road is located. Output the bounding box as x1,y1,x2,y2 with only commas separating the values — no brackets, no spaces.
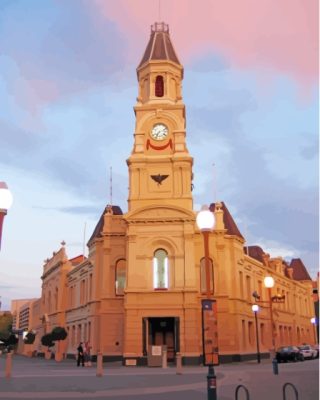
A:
0,355,318,399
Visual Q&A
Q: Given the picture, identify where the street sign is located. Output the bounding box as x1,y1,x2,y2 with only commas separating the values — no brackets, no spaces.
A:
271,296,285,303
202,299,219,366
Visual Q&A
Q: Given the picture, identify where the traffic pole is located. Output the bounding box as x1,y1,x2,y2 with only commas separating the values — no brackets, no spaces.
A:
207,364,217,400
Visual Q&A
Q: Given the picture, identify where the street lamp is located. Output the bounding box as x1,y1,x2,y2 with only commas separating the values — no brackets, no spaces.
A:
251,304,261,363
311,317,318,345
196,205,217,400
263,275,279,374
0,182,13,250
196,205,215,298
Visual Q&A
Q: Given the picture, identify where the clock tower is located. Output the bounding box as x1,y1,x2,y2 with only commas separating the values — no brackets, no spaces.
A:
123,23,199,364
127,22,193,211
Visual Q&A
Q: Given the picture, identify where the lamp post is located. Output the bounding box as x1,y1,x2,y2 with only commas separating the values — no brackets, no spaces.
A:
0,182,13,250
196,205,217,400
252,304,261,363
311,317,318,345
263,276,279,374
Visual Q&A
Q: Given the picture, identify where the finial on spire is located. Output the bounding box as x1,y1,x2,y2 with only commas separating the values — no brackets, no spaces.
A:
151,22,169,33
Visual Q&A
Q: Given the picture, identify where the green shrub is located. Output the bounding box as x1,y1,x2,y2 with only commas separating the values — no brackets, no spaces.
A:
24,331,36,345
41,333,54,348
51,327,67,341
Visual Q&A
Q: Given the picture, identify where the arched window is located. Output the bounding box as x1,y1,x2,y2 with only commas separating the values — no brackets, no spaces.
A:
115,259,126,295
200,257,214,294
153,249,168,289
155,75,164,97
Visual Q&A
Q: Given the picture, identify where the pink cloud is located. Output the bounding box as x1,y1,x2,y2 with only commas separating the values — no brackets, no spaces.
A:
93,0,318,88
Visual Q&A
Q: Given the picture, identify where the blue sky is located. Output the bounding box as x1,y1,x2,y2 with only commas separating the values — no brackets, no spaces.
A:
0,0,318,310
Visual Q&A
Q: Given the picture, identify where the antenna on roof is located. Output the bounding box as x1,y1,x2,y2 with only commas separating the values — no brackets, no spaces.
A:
244,221,249,256
83,222,86,260
212,163,217,203
109,166,113,206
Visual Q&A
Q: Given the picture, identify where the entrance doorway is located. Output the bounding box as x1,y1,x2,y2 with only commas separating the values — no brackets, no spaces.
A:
143,317,179,361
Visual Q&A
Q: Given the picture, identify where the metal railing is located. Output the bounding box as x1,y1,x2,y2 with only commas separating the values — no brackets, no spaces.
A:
283,383,299,400
235,384,250,400
234,383,299,400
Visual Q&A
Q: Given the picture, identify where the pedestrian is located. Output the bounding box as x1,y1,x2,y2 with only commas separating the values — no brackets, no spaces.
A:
84,341,92,367
77,342,84,367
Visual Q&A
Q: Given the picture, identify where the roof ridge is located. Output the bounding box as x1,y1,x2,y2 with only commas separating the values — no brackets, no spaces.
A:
149,31,157,63
163,31,169,59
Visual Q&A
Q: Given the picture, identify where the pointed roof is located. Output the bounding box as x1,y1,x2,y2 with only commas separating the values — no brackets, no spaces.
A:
289,258,312,281
244,245,266,264
138,22,181,68
209,202,244,239
87,205,123,246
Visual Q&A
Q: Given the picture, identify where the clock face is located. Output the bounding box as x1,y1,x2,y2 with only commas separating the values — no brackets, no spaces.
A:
151,123,168,141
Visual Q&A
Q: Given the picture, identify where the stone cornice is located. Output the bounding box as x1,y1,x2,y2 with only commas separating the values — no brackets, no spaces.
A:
41,261,63,280
67,260,92,278
126,217,194,224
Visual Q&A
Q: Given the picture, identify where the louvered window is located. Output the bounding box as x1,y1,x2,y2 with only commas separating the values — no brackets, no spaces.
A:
155,75,164,97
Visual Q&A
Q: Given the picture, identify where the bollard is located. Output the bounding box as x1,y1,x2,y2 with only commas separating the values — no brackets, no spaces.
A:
5,352,12,379
207,364,217,400
272,358,279,375
162,349,167,368
96,352,103,377
176,352,182,375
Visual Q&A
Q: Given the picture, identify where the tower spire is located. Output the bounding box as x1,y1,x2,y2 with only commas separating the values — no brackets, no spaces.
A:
138,22,180,69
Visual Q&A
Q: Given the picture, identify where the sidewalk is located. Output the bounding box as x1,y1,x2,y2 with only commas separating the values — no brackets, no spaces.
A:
0,355,318,400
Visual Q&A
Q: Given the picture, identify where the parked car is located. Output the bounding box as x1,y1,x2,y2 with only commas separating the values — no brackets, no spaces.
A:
276,346,304,362
298,345,317,359
311,344,319,358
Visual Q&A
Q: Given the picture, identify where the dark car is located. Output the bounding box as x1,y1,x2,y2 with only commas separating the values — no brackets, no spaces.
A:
276,346,304,362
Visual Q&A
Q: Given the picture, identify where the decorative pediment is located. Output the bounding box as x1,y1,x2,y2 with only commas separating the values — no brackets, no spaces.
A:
125,205,195,223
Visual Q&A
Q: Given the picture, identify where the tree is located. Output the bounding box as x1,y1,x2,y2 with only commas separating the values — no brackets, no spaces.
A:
3,333,18,350
0,312,13,340
51,327,68,362
24,331,36,345
51,327,67,341
41,333,54,348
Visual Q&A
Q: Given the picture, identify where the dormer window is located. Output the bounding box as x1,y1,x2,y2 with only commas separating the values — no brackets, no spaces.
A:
155,75,164,97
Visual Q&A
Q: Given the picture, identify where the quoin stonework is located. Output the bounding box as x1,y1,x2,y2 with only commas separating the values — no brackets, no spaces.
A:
13,22,317,364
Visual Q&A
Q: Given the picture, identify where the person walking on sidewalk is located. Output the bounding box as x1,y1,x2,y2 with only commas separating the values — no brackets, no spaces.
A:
77,342,84,367
84,341,92,367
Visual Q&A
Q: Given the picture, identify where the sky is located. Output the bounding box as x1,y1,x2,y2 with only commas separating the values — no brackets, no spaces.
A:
0,0,318,310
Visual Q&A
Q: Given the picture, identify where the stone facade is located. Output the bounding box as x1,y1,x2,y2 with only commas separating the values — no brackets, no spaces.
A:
31,22,316,363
